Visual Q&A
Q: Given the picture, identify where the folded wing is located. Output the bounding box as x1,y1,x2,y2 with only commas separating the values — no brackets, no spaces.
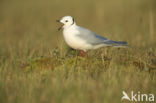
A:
76,26,128,46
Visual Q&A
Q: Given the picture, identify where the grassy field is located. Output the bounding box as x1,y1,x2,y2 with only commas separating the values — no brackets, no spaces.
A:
0,0,156,103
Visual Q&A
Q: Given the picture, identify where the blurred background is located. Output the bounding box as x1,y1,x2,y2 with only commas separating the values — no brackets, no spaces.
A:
0,0,155,57
0,1,156,103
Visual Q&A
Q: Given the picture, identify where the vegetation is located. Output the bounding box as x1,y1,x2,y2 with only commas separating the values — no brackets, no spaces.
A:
0,0,156,103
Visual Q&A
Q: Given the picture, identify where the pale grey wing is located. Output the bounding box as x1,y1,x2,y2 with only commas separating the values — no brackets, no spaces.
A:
76,26,108,45
76,26,128,46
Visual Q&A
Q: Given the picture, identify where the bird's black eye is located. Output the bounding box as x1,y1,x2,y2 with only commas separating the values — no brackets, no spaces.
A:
65,20,68,22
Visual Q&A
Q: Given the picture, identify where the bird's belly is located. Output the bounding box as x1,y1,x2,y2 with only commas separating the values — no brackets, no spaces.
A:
63,34,92,51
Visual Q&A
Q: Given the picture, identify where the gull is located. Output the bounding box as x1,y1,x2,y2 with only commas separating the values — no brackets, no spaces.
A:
57,16,128,56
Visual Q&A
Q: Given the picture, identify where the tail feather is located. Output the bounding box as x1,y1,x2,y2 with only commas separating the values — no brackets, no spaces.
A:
103,40,128,47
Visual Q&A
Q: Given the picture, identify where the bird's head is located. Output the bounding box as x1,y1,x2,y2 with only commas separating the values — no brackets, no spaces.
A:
57,16,75,31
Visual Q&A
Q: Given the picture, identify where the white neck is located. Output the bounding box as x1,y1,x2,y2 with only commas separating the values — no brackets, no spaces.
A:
63,22,77,30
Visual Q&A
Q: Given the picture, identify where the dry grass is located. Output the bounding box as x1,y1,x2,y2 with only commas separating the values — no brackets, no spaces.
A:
0,0,156,103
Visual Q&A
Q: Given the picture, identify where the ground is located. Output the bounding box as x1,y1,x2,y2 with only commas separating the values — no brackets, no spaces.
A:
0,0,156,103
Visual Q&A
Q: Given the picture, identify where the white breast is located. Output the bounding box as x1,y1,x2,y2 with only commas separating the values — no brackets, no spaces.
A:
63,26,92,51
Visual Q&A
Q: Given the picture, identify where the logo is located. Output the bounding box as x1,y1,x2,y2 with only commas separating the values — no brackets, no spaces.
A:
121,91,154,102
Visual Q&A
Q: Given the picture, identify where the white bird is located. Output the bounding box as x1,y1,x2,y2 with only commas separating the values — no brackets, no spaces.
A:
57,16,128,56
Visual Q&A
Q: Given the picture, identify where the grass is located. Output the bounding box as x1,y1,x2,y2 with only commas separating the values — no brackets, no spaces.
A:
0,0,156,103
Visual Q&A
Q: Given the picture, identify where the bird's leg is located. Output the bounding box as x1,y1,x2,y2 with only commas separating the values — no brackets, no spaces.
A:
79,51,86,57
83,51,86,57
79,51,82,56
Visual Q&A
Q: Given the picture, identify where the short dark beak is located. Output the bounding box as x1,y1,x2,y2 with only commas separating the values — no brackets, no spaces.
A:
56,20,60,22
56,20,63,31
